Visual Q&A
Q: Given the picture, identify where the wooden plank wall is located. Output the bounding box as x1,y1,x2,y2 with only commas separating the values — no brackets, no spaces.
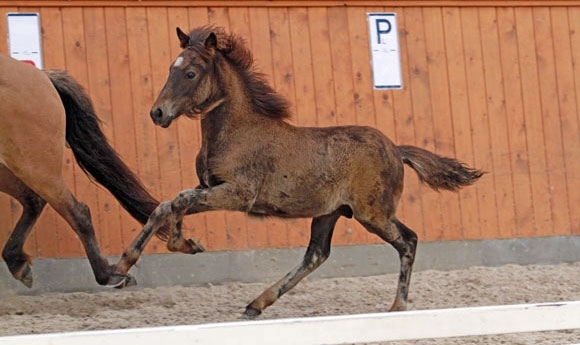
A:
1,2,580,259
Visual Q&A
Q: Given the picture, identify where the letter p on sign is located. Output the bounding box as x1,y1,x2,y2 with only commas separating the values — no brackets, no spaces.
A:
367,13,402,89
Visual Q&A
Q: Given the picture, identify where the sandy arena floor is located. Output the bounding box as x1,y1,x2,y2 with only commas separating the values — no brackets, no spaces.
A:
1,262,579,344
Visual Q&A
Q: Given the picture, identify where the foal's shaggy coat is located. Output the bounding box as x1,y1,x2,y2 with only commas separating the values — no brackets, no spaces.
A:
114,26,484,317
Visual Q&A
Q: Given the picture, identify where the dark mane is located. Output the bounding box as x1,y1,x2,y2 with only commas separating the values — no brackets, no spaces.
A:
186,26,291,120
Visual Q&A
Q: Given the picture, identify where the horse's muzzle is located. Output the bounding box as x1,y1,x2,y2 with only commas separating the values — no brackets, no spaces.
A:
150,107,163,122
149,107,171,128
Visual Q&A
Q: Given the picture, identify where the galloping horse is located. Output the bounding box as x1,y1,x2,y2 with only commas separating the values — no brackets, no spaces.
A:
114,26,483,317
0,54,176,288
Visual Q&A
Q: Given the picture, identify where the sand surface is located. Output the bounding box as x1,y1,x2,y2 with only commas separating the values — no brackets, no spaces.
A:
1,262,579,344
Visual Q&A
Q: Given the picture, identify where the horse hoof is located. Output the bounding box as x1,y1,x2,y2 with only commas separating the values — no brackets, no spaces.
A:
108,273,137,289
18,265,33,288
186,238,205,254
242,305,262,319
123,274,137,287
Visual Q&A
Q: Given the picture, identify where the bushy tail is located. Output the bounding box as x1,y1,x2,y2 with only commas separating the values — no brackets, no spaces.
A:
45,69,169,241
397,145,484,191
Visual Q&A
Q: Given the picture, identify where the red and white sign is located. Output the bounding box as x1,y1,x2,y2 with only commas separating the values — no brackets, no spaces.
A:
7,13,43,69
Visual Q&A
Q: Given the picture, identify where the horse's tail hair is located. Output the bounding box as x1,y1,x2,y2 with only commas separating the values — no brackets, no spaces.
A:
45,69,169,241
397,145,484,192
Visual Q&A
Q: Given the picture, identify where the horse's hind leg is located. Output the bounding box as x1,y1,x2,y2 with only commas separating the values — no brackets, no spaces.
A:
26,175,132,287
359,217,417,312
244,211,341,318
50,192,132,287
0,167,46,287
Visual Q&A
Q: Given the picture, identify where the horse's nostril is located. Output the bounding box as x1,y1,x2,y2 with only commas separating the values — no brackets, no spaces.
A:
150,108,162,120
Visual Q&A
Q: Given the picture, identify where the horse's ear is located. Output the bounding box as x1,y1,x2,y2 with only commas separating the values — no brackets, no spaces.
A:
205,32,217,49
176,27,190,48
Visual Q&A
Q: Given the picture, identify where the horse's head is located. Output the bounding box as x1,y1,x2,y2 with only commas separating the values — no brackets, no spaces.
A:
151,25,290,127
150,27,224,128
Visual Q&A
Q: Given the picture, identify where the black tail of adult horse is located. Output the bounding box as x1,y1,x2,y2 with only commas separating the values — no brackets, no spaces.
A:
397,145,484,191
45,70,169,241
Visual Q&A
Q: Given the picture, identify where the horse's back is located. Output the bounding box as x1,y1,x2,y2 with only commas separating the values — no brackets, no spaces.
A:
296,124,400,170
304,124,404,186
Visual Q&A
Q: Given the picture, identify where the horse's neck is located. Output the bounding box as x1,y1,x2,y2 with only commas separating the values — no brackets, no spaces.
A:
200,100,259,141
201,60,259,137
200,56,287,156
200,106,227,138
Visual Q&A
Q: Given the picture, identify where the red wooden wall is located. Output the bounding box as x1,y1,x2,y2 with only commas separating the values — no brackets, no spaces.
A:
1,1,580,258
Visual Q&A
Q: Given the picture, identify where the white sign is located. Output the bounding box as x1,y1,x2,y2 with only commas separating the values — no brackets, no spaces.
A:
367,13,402,89
7,13,43,69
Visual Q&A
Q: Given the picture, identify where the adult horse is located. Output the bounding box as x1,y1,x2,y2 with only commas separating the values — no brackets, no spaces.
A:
114,26,483,317
0,54,182,288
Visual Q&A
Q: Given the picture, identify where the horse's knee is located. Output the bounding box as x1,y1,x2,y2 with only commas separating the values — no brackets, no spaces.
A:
172,189,201,211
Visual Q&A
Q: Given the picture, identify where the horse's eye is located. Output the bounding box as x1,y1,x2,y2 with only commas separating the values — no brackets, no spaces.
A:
186,71,196,79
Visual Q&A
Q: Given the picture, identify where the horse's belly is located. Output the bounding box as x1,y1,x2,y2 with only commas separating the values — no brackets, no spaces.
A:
248,193,334,219
247,202,294,217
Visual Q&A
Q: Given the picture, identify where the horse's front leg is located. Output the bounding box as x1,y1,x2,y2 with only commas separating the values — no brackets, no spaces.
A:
166,185,206,254
166,183,252,251
113,201,174,281
113,183,250,281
